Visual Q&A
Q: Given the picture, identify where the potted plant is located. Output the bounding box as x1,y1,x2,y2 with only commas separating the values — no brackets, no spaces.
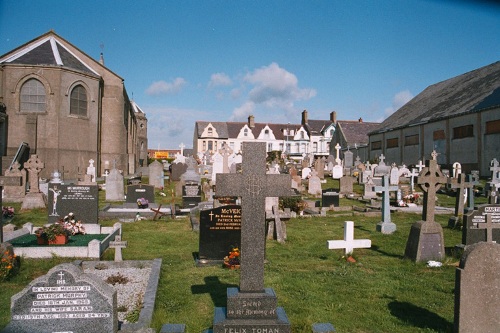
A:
35,223,71,245
223,247,240,269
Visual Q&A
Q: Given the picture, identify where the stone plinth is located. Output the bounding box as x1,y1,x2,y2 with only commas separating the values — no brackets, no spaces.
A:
404,221,445,262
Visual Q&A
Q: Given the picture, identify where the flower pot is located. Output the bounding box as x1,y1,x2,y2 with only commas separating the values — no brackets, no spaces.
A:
36,236,48,245
48,234,68,245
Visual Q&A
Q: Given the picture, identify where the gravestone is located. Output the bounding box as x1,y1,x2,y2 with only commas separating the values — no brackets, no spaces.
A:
3,263,117,333
198,205,242,263
339,176,354,194
48,184,99,224
148,160,165,189
405,153,446,262
109,235,127,262
302,166,311,179
343,150,353,168
213,142,292,333
373,154,390,176
389,165,399,185
3,161,26,202
327,221,371,255
373,174,398,234
126,184,155,204
105,168,125,201
454,242,500,333
308,169,322,196
170,162,188,182
21,154,46,210
212,152,224,184
465,173,479,212
462,204,500,245
452,161,462,178
182,183,201,208
86,159,96,183
322,189,339,208
448,173,473,228
331,165,343,179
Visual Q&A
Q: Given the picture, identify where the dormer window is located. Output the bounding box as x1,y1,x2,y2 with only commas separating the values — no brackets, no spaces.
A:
244,128,248,136
207,127,213,136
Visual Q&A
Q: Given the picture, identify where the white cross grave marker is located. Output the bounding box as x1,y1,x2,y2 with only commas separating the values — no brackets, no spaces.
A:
327,221,371,255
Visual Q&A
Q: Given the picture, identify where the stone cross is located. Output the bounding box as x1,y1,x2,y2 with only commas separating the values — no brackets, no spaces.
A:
373,175,398,232
408,168,419,193
109,235,128,262
378,154,386,165
466,174,479,211
24,154,44,193
448,173,473,217
476,213,500,243
431,150,438,161
490,158,500,183
416,160,425,173
89,159,95,167
327,221,371,255
417,158,447,222
218,143,233,174
216,142,292,293
334,143,341,164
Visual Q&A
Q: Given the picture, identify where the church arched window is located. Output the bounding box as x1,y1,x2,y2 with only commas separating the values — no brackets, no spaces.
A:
20,79,46,112
70,85,88,116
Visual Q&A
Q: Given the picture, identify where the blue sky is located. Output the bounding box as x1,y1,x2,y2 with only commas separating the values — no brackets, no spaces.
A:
1,1,499,149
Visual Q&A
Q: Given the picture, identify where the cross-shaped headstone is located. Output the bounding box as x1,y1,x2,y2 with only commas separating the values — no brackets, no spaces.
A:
327,221,371,255
466,174,479,211
490,158,500,183
373,174,398,224
416,160,425,173
448,173,473,217
216,142,292,293
24,154,44,193
219,143,233,174
334,143,341,164
109,235,128,262
476,213,500,243
378,154,386,165
408,168,419,193
431,150,438,161
417,158,447,222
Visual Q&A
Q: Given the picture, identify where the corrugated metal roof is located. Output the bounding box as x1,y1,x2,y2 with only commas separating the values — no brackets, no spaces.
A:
371,61,500,134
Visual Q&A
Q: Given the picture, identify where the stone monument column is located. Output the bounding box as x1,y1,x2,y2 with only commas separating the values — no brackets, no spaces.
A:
21,154,46,210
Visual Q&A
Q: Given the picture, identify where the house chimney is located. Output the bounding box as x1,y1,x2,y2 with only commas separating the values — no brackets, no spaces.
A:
99,53,105,65
248,115,255,128
330,111,337,124
302,110,308,125
358,117,363,123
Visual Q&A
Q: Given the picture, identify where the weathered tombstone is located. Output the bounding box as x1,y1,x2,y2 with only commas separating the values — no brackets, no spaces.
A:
448,173,473,228
343,150,353,168
48,184,99,224
465,173,479,212
314,157,325,179
3,263,118,333
408,168,419,193
183,183,202,208
302,166,312,179
373,154,390,176
105,168,125,201
452,161,462,178
363,176,377,199
213,142,292,332
211,152,224,184
219,143,233,174
198,205,242,264
331,165,343,179
21,154,46,210
109,235,127,262
327,221,371,255
334,143,341,165
454,242,500,333
322,189,339,208
405,153,446,262
373,174,398,234
148,160,165,189
462,204,500,245
308,169,322,196
339,176,354,194
170,162,188,182
389,165,399,185
3,161,26,202
126,184,155,204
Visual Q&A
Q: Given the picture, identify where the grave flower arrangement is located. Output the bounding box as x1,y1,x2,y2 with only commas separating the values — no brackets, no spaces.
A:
62,213,86,235
0,247,18,281
35,223,71,244
223,247,240,269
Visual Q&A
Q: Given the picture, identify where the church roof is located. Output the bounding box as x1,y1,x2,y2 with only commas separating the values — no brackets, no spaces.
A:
370,61,500,134
337,120,380,146
0,31,116,78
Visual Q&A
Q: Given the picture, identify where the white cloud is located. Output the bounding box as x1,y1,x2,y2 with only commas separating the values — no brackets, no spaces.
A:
145,78,186,96
208,72,232,88
383,89,413,118
230,101,255,121
230,62,316,120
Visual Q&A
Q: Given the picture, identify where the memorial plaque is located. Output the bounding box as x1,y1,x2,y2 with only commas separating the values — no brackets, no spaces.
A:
182,184,201,208
4,263,117,333
198,205,241,262
125,184,155,204
48,184,99,224
463,204,500,245
213,196,238,206
419,233,442,261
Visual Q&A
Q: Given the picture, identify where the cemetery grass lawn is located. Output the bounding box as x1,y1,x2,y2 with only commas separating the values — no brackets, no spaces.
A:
2,210,463,333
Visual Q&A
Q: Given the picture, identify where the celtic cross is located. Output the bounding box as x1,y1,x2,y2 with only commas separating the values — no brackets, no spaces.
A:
417,158,447,222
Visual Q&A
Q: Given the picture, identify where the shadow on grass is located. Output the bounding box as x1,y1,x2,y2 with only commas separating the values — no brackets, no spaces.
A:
191,276,238,307
388,301,453,332
370,245,405,259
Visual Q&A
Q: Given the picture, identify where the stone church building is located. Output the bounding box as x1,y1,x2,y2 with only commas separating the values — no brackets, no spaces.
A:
368,61,500,176
0,31,147,179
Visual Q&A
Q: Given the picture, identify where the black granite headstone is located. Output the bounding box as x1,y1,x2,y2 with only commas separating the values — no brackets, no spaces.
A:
182,184,201,208
198,205,241,263
3,263,117,333
463,204,500,245
48,184,99,224
125,184,155,204
321,188,339,207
